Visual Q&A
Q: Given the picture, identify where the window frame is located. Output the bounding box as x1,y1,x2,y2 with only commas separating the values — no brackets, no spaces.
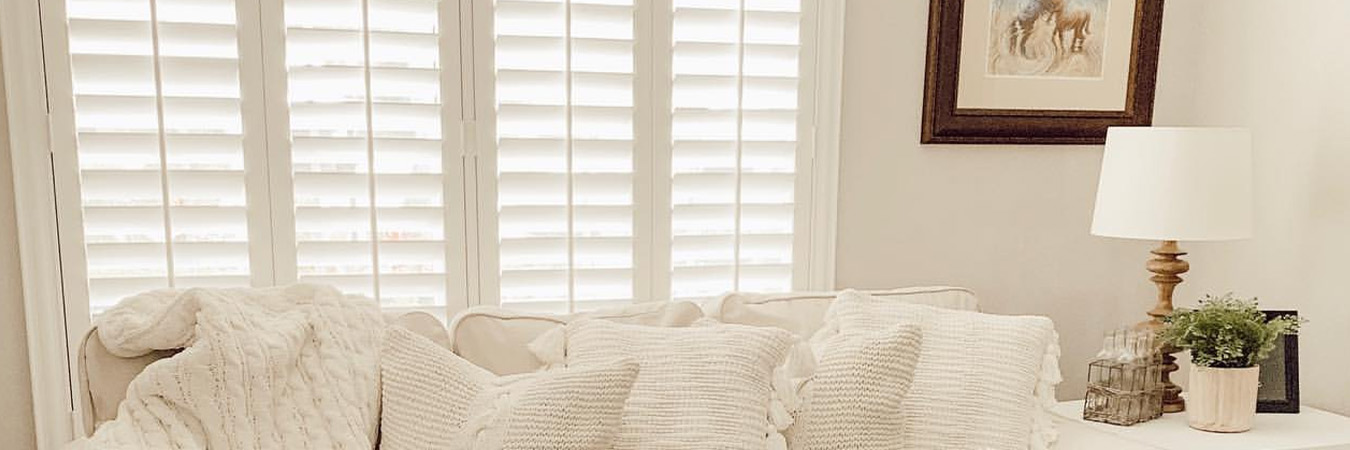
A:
3,0,81,446
2,0,843,445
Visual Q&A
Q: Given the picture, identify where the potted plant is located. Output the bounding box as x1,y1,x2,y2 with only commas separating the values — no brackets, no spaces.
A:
1159,294,1300,433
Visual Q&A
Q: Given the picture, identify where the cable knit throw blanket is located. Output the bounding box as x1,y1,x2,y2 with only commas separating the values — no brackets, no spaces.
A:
68,284,385,450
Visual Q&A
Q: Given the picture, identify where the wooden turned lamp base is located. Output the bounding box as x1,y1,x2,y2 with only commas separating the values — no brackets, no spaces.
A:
1142,240,1188,413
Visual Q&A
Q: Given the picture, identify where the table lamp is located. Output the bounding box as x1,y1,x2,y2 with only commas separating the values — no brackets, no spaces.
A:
1090,127,1254,413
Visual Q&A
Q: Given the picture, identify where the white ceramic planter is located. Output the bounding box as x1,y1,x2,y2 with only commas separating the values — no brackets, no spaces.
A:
1187,365,1260,433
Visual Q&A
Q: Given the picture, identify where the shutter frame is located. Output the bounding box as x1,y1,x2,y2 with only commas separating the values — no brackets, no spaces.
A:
276,0,463,310
667,0,806,300
52,0,265,312
488,0,641,313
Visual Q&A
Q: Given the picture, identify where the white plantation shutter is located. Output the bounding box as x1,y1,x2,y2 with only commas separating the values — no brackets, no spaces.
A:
54,0,260,312
42,0,833,322
485,0,641,313
667,0,804,300
278,0,462,308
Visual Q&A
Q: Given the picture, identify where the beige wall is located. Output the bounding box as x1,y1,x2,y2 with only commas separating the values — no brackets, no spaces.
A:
835,0,1198,405
1175,0,1350,415
835,0,1350,415
0,37,38,449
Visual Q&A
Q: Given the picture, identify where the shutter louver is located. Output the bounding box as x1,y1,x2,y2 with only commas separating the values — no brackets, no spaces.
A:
283,0,453,307
669,0,801,300
65,0,252,312
493,0,637,313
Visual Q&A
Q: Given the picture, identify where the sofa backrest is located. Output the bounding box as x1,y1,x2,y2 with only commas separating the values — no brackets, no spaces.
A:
78,327,178,436
78,287,975,435
704,286,979,338
77,302,704,435
447,301,704,376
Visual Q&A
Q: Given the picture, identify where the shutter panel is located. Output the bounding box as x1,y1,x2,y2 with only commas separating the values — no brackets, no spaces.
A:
668,0,801,300
51,0,821,317
281,0,456,308
64,0,253,312
492,0,637,313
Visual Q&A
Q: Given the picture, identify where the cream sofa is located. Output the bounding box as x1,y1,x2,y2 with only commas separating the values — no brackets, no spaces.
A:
77,287,1148,449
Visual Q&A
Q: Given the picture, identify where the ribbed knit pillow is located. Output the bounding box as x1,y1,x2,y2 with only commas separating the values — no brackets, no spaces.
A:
379,326,639,450
827,290,1062,450
538,319,795,450
786,323,924,450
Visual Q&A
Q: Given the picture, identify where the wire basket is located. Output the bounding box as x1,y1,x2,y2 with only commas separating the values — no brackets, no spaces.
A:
1083,328,1165,426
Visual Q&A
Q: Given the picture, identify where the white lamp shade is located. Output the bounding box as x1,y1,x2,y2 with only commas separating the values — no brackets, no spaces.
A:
1091,127,1254,241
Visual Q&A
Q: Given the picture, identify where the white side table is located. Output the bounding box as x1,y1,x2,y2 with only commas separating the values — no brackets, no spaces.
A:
1052,400,1350,450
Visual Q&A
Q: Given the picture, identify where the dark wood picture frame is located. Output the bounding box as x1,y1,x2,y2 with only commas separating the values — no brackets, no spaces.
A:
1257,310,1300,413
920,0,1166,145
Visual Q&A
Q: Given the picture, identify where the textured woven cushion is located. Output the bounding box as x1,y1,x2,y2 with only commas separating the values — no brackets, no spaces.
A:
447,301,703,375
706,287,979,339
828,290,1061,450
380,326,639,450
541,319,795,450
786,323,924,450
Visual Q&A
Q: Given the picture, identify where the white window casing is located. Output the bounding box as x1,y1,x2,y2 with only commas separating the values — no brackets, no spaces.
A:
4,0,80,445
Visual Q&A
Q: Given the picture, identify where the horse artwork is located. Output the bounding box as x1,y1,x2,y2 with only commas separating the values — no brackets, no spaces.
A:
987,0,1110,78
921,0,1165,144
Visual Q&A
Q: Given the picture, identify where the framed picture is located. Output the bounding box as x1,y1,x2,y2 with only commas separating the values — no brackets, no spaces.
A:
921,0,1166,145
1257,310,1300,413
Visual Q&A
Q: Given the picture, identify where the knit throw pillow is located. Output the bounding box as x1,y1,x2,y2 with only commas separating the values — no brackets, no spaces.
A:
826,290,1062,450
536,319,795,450
786,323,924,450
379,326,639,450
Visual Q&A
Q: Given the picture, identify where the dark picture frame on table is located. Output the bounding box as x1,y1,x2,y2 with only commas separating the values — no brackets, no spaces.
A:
921,0,1166,145
1257,310,1300,413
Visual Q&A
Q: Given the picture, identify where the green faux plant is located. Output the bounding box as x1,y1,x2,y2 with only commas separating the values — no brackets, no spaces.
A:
1158,293,1301,369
